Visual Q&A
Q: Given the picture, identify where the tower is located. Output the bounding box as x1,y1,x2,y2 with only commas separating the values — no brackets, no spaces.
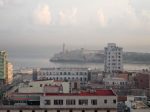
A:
0,51,7,85
104,43,123,73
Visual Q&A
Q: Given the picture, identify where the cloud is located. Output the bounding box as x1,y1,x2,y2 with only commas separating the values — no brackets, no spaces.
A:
33,4,52,25
0,0,7,7
59,8,78,25
141,10,150,24
97,9,107,27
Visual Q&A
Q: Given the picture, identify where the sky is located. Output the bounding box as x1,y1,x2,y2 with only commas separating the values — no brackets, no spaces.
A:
0,0,150,52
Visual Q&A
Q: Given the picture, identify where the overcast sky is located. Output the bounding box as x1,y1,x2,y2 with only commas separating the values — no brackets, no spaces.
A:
0,0,150,52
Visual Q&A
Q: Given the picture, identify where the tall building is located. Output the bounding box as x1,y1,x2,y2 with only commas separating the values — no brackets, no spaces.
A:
104,43,123,73
0,51,7,85
6,62,13,84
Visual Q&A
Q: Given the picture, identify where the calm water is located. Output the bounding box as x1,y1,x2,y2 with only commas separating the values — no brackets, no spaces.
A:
7,46,150,70
9,57,150,71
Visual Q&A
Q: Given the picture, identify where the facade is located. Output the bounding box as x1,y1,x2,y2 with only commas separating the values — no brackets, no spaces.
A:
104,43,123,73
36,68,89,85
6,62,13,84
18,80,70,93
2,89,117,112
0,51,7,85
103,77,128,88
135,72,150,89
40,89,117,112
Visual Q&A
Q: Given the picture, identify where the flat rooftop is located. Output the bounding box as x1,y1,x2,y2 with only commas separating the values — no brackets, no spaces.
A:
40,67,89,71
45,90,116,96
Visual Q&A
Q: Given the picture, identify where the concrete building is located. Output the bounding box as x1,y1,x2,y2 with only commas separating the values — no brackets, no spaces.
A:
104,43,123,73
6,62,13,84
18,80,70,93
1,89,117,112
40,89,117,112
36,68,89,86
134,72,150,97
135,72,150,89
103,77,128,88
0,51,7,85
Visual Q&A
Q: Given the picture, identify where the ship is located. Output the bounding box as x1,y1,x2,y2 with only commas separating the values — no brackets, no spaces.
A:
50,44,104,63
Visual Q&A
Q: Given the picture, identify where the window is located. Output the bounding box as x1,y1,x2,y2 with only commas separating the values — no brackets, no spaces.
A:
45,100,51,105
54,100,63,105
66,99,76,105
40,84,43,87
113,99,116,104
69,110,73,112
79,99,88,105
104,99,107,104
91,99,97,105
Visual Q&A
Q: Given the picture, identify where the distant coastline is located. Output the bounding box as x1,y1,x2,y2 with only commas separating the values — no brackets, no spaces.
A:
50,48,150,64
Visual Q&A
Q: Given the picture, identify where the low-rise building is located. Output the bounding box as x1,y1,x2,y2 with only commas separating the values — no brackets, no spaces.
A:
103,77,128,88
35,67,90,86
18,80,70,93
40,89,117,112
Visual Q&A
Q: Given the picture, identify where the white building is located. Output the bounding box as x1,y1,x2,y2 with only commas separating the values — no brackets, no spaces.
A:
104,43,123,73
37,68,89,85
103,77,128,88
40,89,117,112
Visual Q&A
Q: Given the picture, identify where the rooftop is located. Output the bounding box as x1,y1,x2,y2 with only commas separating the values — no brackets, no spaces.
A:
45,89,116,96
40,67,89,71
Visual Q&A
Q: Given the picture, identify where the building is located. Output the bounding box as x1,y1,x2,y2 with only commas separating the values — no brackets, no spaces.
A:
40,89,117,112
103,77,128,88
104,43,123,73
135,72,150,89
18,80,70,93
36,67,89,86
2,89,117,112
6,62,13,84
134,72,150,97
0,51,7,85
